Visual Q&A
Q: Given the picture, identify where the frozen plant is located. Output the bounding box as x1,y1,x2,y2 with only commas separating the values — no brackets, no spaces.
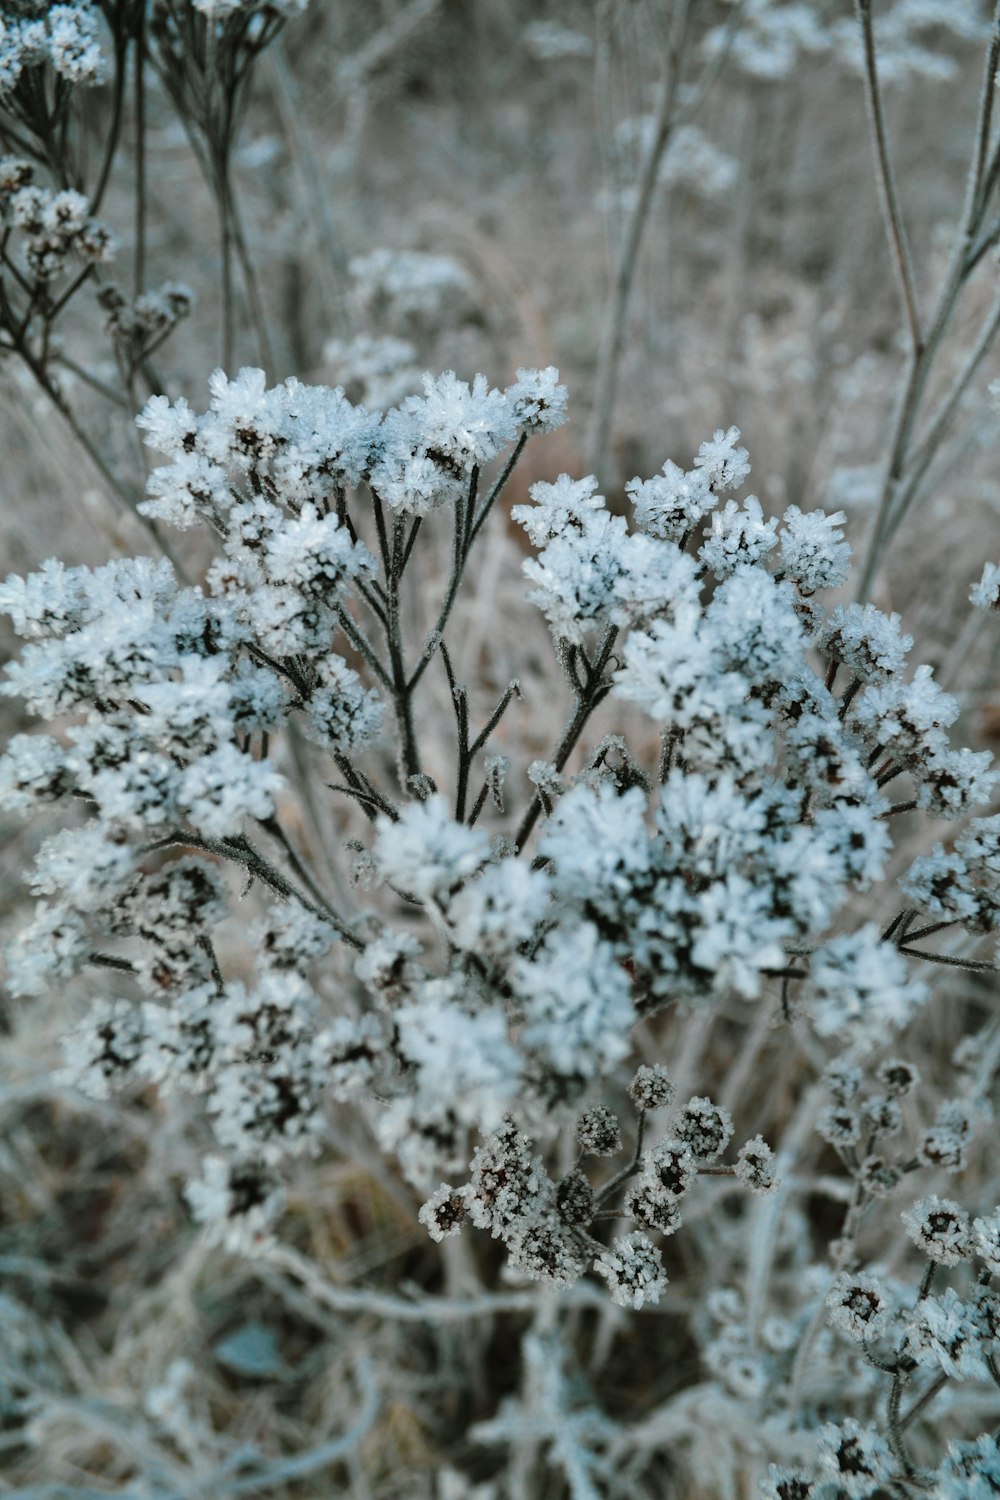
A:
4,363,1000,1498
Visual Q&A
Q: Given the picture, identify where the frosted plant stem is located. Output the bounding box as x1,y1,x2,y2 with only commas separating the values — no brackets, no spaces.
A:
857,6,1000,601
134,8,146,299
873,285,1000,571
264,1243,608,1321
586,0,691,485
263,39,351,336
719,1003,774,1116
515,625,618,850
19,345,189,578
855,0,922,355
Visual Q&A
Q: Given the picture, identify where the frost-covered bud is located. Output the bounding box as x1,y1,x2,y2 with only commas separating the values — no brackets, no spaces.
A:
626,460,714,543
647,1138,696,1197
816,603,911,683
826,1271,892,1342
373,794,490,903
315,1014,383,1099
0,158,33,198
918,1101,974,1173
699,495,777,578
693,425,750,493
300,656,383,753
594,1231,668,1309
555,1168,595,1226
903,1286,988,1381
824,1058,863,1105
0,733,70,811
916,1129,962,1173
805,926,928,1039
861,1094,903,1139
466,1119,548,1239
419,1184,467,1242
878,1059,920,1098
629,1063,675,1112
902,1196,971,1265
779,505,850,594
62,998,147,1099
939,1435,1000,1491
506,366,568,433
816,1420,894,1497
734,1136,778,1193
676,1096,733,1162
511,474,605,547
507,1217,587,1289
623,1175,683,1235
576,1106,622,1156
858,1154,902,1199
974,1286,1000,1349
256,905,334,970
759,1466,817,1500
816,1105,861,1150
354,928,423,1005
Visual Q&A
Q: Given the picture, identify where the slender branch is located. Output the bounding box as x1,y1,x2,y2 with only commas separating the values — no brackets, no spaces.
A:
586,1,692,481
467,433,527,553
855,0,922,353
595,1112,647,1208
257,815,361,947
899,1371,948,1432
900,947,997,972
514,625,618,851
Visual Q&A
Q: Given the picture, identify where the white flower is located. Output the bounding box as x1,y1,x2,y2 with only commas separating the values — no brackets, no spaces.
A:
779,505,851,593
699,495,777,577
511,473,605,546
177,743,284,836
626,459,714,542
394,984,522,1132
816,1419,894,1498
506,366,568,432
692,425,751,492
805,925,927,1038
902,1195,972,1265
373,795,490,903
512,921,635,1084
594,1232,668,1309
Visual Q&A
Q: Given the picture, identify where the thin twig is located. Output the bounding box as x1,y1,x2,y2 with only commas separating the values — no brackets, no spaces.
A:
855,0,922,353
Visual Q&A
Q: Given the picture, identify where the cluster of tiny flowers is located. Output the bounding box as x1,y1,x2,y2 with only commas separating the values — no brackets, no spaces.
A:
2,372,998,1283
509,425,998,1035
0,3,105,95
0,158,116,283
99,282,194,366
418,1073,776,1304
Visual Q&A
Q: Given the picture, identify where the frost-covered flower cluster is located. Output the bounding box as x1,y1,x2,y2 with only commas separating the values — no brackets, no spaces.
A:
0,3,106,94
3,365,1000,1496
0,158,116,283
